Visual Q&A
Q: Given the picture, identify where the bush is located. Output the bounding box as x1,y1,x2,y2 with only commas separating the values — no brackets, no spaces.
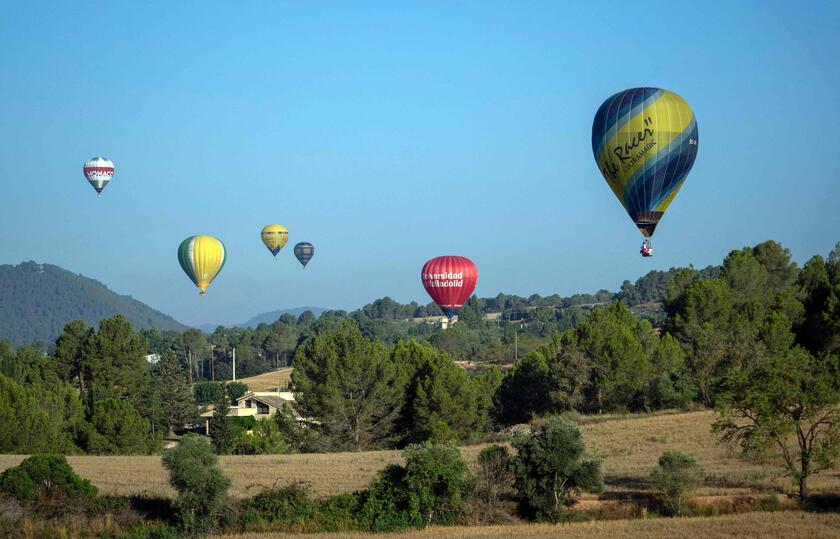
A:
472,444,513,523
99,523,182,539
162,435,230,532
0,454,97,508
403,442,471,526
315,492,359,532
510,416,603,522
245,482,316,527
649,451,703,516
357,442,471,531
356,464,414,532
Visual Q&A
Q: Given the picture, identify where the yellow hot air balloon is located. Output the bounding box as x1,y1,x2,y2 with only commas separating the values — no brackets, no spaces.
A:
178,235,226,295
261,224,289,258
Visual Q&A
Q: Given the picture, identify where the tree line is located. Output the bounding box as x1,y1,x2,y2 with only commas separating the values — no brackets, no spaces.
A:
2,239,838,500
137,263,717,382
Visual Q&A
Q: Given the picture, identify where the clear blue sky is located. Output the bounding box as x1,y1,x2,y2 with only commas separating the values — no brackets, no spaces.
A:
1,2,838,327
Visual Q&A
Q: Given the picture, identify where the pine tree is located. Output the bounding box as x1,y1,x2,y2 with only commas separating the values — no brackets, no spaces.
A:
148,351,196,434
54,320,94,395
85,315,149,406
292,320,406,450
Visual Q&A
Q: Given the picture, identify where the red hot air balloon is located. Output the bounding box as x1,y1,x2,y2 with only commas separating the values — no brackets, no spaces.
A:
421,256,478,318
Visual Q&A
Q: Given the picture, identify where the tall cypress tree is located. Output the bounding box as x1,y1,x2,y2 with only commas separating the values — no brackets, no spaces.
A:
209,384,233,454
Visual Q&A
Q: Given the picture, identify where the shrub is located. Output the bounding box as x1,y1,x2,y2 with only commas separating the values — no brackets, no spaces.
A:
229,416,257,432
0,454,97,507
649,451,703,516
99,523,182,539
510,416,603,522
472,444,513,523
356,464,414,532
315,492,359,532
245,482,316,527
403,442,471,526
357,442,471,531
162,435,230,532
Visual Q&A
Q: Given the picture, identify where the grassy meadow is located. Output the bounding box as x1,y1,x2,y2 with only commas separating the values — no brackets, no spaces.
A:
3,409,838,501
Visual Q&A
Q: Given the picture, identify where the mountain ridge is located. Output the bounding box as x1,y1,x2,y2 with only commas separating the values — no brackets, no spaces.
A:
0,261,188,346
197,306,329,332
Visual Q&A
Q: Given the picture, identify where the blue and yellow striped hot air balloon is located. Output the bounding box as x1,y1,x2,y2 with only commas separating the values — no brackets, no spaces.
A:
178,235,226,295
592,87,698,238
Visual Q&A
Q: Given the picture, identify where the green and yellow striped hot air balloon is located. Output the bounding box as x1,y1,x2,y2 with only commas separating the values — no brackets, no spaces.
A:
178,235,226,295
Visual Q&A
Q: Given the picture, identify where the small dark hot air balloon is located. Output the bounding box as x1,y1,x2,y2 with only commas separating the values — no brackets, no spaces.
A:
294,242,314,268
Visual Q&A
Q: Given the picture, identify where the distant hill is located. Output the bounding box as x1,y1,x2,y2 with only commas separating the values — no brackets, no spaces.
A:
197,307,329,333
244,307,327,327
0,261,188,346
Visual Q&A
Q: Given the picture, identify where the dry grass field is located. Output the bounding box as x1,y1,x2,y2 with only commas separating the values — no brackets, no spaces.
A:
2,410,839,500
220,512,840,539
239,367,294,391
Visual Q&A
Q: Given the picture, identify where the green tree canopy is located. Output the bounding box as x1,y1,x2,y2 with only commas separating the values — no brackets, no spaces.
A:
85,315,149,406
395,340,488,444
292,320,406,450
510,416,603,521
0,374,83,454
714,345,840,499
83,398,159,455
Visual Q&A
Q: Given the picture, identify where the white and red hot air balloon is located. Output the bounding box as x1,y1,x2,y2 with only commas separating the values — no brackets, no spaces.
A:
421,256,478,318
83,157,115,197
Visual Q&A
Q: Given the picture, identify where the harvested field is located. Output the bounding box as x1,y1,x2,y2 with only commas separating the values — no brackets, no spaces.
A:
2,410,839,499
239,367,293,391
220,511,840,538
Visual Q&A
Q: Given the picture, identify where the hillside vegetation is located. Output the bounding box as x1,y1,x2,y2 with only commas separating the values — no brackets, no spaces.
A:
0,261,187,346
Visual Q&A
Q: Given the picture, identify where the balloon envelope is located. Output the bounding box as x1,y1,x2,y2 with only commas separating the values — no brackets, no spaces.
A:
591,87,698,237
421,256,478,318
294,242,314,267
261,224,289,257
83,157,115,197
178,235,226,295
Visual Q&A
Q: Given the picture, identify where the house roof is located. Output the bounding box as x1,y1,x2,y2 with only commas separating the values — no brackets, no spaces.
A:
249,395,292,409
237,391,295,410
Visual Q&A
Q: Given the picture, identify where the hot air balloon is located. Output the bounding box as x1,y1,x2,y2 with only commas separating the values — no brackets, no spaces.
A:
83,157,115,198
294,242,314,268
261,224,289,257
178,235,226,295
421,256,478,318
591,87,698,255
